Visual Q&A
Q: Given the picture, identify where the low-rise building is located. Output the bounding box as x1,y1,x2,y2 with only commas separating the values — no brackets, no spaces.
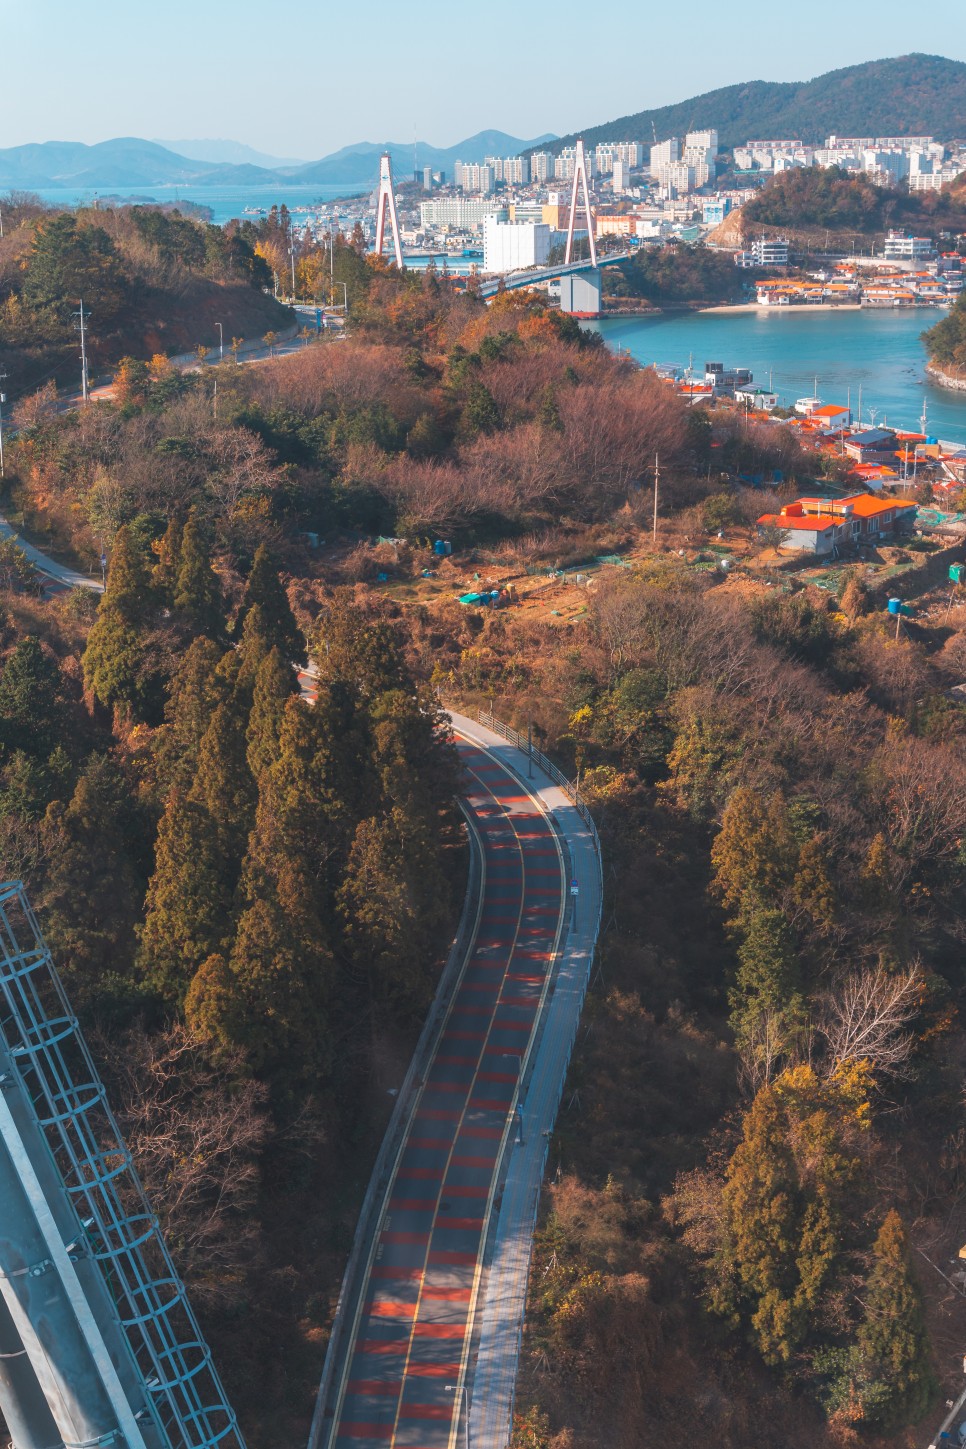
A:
843,427,898,463
752,236,789,266
757,493,917,554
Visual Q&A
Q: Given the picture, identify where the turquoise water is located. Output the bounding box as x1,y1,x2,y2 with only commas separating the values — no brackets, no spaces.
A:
586,309,966,446
32,183,370,225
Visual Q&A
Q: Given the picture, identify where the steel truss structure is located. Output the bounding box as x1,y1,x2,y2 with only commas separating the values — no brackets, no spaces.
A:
0,880,246,1449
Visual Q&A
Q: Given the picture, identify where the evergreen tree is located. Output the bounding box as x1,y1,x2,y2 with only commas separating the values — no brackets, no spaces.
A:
184,953,245,1059
729,902,805,1074
711,787,798,914
154,637,226,793
41,756,146,1012
246,647,296,783
82,525,158,717
228,768,336,1085
719,1065,865,1366
234,603,274,701
173,511,223,639
0,636,66,759
314,595,408,698
152,515,183,606
138,788,232,1003
339,807,443,1017
856,1211,936,1429
190,693,257,890
237,544,305,665
459,380,500,439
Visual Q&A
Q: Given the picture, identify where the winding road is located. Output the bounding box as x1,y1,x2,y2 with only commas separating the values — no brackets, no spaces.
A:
312,713,602,1449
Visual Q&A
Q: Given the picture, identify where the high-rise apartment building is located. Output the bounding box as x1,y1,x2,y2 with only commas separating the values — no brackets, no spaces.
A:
649,138,680,170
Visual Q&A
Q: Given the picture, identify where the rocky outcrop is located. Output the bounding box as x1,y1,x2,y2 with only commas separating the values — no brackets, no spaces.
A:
926,362,966,392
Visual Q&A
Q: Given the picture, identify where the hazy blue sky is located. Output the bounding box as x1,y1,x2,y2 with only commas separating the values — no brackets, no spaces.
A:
3,0,966,156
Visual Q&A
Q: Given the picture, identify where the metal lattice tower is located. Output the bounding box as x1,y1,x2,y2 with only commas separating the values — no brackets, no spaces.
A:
564,138,598,268
0,880,246,1449
374,152,404,269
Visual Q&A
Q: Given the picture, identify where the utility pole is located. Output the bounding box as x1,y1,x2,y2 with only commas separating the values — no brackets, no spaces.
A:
290,242,296,300
0,373,7,480
74,301,89,402
652,453,660,544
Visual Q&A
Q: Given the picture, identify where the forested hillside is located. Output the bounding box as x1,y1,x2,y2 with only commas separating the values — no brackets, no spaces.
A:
543,54,966,153
2,240,966,1449
0,196,291,391
742,165,966,243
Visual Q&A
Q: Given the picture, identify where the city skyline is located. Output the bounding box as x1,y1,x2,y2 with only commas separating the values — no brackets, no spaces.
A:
2,0,966,156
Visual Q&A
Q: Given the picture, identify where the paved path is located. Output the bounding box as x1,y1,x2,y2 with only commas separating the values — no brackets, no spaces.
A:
0,517,104,593
314,713,602,1449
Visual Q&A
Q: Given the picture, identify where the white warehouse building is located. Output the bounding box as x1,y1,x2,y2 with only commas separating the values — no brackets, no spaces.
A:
483,215,551,273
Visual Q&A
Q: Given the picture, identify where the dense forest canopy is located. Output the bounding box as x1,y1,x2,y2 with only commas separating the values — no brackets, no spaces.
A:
606,241,753,306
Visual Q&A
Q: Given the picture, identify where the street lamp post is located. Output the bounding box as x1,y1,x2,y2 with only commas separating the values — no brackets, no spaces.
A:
445,1384,469,1449
215,322,223,361
0,373,7,481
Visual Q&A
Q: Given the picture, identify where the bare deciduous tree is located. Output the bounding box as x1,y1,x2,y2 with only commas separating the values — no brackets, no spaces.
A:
92,1023,270,1308
816,963,923,1077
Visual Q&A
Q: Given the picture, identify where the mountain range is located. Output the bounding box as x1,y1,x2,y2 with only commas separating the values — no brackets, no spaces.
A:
539,54,966,154
0,131,557,191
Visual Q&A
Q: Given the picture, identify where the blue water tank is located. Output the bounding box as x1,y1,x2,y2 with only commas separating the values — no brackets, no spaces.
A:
886,597,902,615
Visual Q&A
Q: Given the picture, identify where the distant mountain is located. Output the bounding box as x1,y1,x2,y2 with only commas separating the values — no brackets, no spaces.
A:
0,138,202,189
537,54,966,153
154,139,307,168
0,129,557,193
283,131,559,184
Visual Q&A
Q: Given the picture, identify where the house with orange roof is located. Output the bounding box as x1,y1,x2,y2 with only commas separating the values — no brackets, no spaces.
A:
757,493,917,554
809,403,852,432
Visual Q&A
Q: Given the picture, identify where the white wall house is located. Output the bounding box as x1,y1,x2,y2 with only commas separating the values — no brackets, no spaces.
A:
483,216,551,273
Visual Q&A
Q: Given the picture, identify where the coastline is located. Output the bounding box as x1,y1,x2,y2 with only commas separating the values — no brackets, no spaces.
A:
696,302,946,315
926,362,966,394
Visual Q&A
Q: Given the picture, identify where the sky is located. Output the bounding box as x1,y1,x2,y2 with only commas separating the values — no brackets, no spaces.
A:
2,0,966,157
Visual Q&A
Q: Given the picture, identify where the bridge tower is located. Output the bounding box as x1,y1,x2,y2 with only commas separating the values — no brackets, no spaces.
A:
0,879,246,1449
374,152,405,269
564,138,597,268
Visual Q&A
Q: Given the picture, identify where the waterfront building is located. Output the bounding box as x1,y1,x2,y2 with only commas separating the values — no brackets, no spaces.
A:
883,232,935,262
482,215,551,273
752,236,789,266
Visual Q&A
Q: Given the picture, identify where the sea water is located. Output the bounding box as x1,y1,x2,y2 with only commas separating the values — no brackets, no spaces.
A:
587,308,966,445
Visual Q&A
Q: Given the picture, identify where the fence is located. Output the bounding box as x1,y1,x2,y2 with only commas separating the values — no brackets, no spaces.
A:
476,710,601,860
